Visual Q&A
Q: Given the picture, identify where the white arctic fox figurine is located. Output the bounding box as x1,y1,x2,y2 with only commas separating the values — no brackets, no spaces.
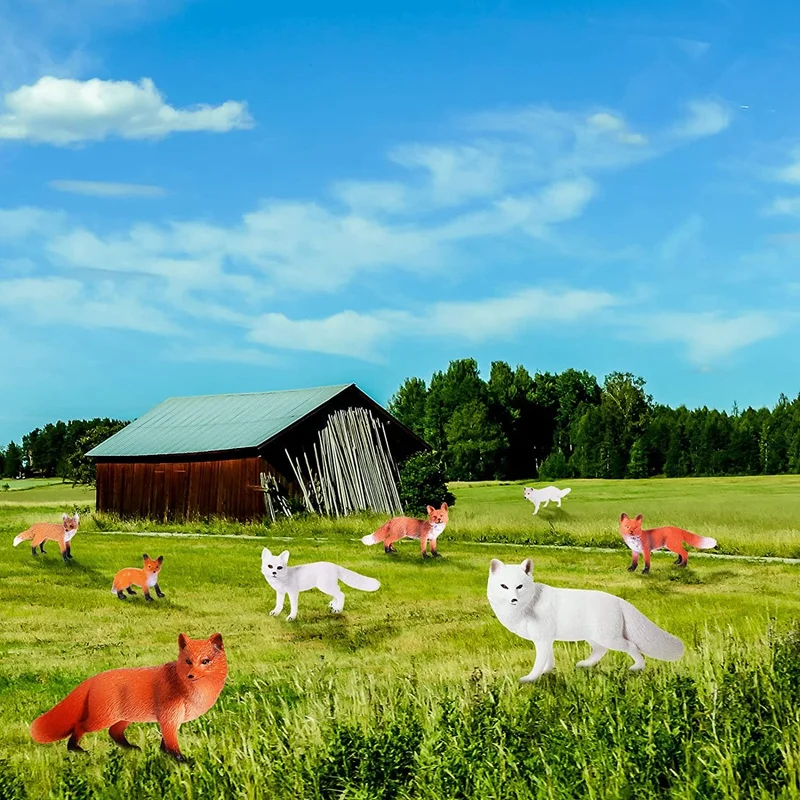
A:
523,485,571,515
487,557,684,682
261,548,380,621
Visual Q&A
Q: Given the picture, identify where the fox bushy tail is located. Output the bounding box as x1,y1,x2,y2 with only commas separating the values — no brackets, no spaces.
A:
30,682,89,743
682,530,717,549
336,567,380,592
12,529,34,547
621,602,684,662
361,521,391,546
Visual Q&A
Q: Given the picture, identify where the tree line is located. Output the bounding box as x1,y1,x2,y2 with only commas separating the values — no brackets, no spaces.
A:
388,358,800,481
0,419,128,483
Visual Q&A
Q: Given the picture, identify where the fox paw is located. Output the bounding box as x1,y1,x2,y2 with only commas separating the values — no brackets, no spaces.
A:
269,609,281,617
431,551,442,558
626,564,637,572
518,674,539,684
286,614,297,622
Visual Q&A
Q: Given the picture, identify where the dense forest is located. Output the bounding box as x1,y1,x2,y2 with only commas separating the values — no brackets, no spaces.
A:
4,359,800,485
0,419,128,483
389,359,800,481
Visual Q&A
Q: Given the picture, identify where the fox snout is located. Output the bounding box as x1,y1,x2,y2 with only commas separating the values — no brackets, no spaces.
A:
510,597,519,605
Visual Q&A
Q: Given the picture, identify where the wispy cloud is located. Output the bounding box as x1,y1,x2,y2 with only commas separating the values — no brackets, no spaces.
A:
670,99,732,139
0,77,253,145
49,180,167,198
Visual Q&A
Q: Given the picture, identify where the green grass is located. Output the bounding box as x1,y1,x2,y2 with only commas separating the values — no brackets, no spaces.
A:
1,476,799,798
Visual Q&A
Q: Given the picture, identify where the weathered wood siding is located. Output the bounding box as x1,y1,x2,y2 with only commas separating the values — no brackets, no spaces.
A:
96,457,265,522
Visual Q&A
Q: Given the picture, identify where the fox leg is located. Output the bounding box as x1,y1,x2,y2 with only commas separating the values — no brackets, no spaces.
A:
627,551,639,572
155,583,165,598
143,586,153,602
383,530,403,554
158,716,186,762
286,591,299,621
532,502,540,515
270,592,286,617
60,543,69,563
430,538,441,558
600,637,645,672
641,543,652,574
327,588,345,613
519,640,555,683
672,545,689,567
117,590,127,600
109,721,139,750
31,545,37,557
420,531,430,558
39,542,46,553
576,640,608,668
126,586,137,594
66,544,73,559
67,726,87,753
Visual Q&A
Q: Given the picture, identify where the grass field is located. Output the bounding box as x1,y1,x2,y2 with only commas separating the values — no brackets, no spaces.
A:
0,477,799,798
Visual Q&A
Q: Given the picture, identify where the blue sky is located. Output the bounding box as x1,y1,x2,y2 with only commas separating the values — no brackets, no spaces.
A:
2,0,800,444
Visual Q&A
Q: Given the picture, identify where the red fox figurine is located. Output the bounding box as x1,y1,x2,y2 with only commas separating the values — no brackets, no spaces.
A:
112,554,166,601
30,633,227,761
361,503,449,558
13,512,79,561
619,513,717,573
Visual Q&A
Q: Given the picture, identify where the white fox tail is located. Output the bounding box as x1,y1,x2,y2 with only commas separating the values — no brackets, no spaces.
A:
337,566,380,592
696,536,716,549
361,534,378,545
13,530,32,547
621,602,684,662
559,487,572,498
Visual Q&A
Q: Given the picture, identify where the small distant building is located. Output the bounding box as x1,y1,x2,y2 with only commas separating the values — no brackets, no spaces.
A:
87,383,428,522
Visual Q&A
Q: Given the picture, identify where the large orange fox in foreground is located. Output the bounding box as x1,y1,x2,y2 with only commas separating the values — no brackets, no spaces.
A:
619,513,717,573
30,633,227,760
13,512,80,561
361,503,449,558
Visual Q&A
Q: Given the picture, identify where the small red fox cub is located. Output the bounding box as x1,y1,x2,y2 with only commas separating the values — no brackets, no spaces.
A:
112,554,165,601
13,512,80,561
361,502,449,558
619,513,717,573
30,633,227,760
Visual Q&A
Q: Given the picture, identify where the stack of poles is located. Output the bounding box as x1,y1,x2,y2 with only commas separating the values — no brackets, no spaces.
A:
283,407,403,518
259,471,293,522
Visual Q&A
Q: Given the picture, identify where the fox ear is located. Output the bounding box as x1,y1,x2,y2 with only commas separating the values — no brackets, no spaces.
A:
620,513,628,521
440,502,448,510
74,512,80,523
157,555,164,563
635,514,643,522
278,550,289,563
426,505,435,514
261,547,271,557
62,513,68,522
143,553,149,560
490,558,502,574
521,558,533,575
178,633,188,650
210,633,224,651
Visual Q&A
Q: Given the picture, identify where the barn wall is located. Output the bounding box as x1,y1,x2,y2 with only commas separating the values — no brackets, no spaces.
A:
96,456,267,522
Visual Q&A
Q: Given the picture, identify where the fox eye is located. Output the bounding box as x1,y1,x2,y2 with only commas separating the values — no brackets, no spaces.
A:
500,584,508,589
516,584,523,590
185,659,192,665
277,566,283,570
201,658,210,665
268,564,273,569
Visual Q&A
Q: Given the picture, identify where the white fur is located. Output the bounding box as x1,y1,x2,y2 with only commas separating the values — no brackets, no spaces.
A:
523,486,571,515
361,533,377,545
487,558,684,683
261,548,380,621
428,522,446,541
12,535,24,547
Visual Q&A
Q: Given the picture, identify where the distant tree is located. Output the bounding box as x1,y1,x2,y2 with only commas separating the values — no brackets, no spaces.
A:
424,359,487,452
445,400,508,481
388,377,428,439
66,420,128,485
3,442,23,478
397,452,456,516
538,449,571,481
626,438,648,479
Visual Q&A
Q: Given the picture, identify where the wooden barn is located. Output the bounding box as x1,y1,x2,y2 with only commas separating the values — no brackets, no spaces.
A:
87,383,428,522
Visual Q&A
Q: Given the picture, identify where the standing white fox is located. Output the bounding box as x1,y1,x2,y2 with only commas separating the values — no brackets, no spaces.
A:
523,486,571,515
487,557,684,683
261,548,380,621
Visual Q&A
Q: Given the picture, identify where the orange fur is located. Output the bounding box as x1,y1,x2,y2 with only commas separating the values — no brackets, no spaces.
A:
619,513,717,573
13,513,79,561
364,503,449,558
112,554,165,601
30,633,227,760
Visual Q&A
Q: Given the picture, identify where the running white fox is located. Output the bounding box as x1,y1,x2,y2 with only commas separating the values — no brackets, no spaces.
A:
261,548,380,621
523,485,571,515
487,557,684,683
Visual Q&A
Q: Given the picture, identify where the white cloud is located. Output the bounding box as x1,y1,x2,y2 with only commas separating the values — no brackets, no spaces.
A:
49,179,166,197
0,276,179,334
0,207,65,239
166,343,279,366
0,76,253,144
764,197,800,217
671,99,732,139
639,311,782,364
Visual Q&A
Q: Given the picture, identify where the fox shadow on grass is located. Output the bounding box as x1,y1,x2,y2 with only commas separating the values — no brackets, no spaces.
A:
284,610,397,653
638,566,738,591
23,554,108,588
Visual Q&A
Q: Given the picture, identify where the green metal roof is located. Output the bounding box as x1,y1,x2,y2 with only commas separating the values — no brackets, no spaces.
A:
86,384,353,458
